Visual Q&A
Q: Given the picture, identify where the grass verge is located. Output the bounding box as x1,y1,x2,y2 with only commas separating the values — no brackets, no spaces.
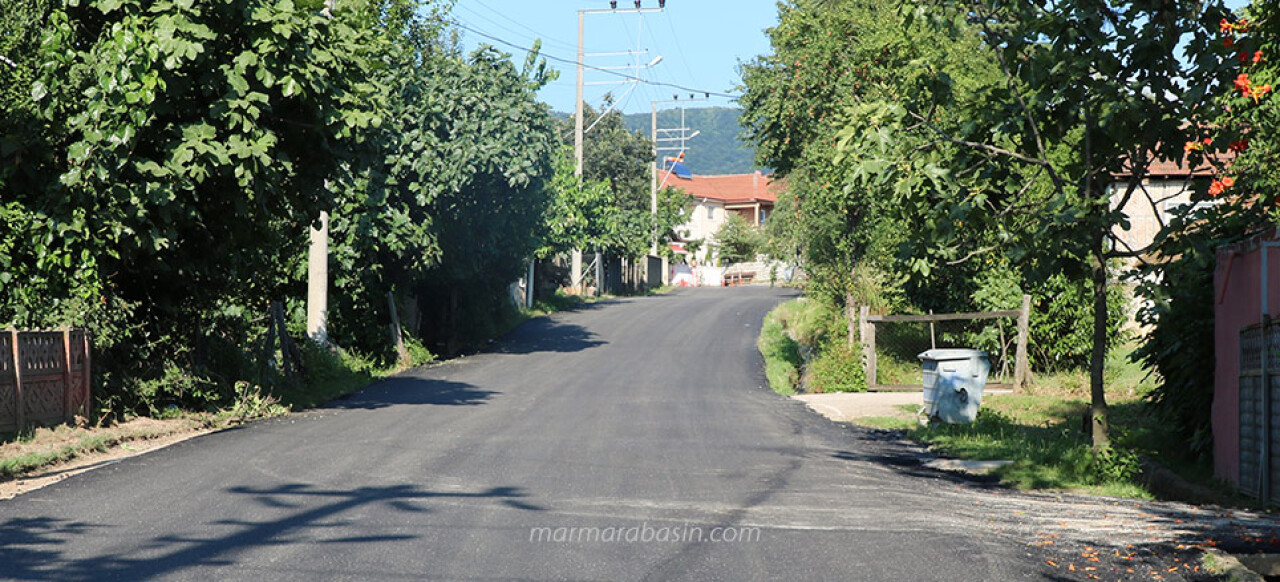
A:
758,298,867,395
853,342,1224,500
0,418,207,479
758,312,801,396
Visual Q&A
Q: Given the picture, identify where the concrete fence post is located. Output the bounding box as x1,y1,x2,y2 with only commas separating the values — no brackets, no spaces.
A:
1014,294,1031,392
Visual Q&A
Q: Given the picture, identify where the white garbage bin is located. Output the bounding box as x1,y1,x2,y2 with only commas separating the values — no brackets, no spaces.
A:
918,349,990,424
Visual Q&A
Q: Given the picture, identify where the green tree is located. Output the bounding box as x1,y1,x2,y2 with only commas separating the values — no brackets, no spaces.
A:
572,98,654,213
714,213,767,264
828,0,1238,448
1133,2,1280,455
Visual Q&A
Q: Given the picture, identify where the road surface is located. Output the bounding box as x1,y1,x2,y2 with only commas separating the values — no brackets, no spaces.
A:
0,287,1247,580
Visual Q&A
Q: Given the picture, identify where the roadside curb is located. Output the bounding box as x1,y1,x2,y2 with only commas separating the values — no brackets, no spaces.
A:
1205,549,1266,582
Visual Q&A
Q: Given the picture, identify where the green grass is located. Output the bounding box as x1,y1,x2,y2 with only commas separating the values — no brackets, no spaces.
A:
757,298,869,394
857,416,917,430
0,422,203,479
758,313,801,396
0,434,116,478
911,406,1151,497
871,341,1177,498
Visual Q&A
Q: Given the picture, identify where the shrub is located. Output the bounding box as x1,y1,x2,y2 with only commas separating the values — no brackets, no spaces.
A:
806,340,867,393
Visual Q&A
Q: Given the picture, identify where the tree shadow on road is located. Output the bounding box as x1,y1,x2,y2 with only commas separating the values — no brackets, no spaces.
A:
492,318,607,355
325,378,497,410
0,482,542,580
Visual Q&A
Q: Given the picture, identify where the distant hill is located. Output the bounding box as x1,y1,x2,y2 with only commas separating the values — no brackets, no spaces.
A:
551,106,764,176
622,107,763,176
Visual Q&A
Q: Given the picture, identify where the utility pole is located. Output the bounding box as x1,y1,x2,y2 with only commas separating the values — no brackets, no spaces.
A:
650,95,705,280
308,0,335,345
574,1,665,295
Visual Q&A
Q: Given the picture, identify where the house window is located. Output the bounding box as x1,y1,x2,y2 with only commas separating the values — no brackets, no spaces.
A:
707,205,714,220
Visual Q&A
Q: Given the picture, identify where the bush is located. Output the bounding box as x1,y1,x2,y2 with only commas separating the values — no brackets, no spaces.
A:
806,340,867,392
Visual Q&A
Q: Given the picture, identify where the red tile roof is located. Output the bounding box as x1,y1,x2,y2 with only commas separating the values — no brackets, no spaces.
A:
666,171,780,204
1113,151,1233,178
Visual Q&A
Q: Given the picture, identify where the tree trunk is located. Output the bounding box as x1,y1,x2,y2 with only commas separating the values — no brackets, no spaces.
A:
846,291,858,346
1088,231,1111,450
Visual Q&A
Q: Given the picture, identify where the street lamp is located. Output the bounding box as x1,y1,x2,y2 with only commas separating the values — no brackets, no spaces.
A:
573,1,667,294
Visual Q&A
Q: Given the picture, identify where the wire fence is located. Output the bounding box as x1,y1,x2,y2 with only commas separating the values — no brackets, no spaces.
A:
860,296,1030,391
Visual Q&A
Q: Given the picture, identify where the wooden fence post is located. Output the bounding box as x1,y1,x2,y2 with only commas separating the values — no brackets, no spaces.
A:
11,330,24,431
1013,294,1031,392
860,306,877,387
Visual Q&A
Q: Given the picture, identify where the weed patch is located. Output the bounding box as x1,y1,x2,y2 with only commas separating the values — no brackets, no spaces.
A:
758,314,801,396
758,299,868,395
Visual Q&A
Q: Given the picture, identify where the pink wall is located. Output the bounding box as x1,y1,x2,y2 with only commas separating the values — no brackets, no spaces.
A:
1214,233,1280,484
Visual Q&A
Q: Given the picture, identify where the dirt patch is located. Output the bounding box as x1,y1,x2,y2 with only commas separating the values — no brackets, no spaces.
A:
0,417,215,500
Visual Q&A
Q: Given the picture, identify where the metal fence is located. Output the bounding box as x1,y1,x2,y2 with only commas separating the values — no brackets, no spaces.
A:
0,329,92,433
1239,321,1280,502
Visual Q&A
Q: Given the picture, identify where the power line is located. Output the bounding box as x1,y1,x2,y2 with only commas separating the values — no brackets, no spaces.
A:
660,10,700,91
452,6,549,53
467,0,580,52
450,19,739,100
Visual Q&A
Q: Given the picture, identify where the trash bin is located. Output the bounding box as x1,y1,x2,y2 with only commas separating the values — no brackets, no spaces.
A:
918,348,990,424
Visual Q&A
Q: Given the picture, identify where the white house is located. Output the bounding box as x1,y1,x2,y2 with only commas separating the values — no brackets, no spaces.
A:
666,170,779,265
1109,155,1224,262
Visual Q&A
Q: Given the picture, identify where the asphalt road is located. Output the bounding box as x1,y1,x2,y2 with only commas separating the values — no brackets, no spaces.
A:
0,287,1219,581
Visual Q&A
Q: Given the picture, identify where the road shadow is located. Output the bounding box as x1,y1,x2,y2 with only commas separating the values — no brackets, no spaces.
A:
0,483,541,580
827,425,1004,487
326,378,497,410
492,317,607,355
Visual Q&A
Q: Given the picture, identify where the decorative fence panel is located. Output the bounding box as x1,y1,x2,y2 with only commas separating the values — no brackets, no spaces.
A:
0,329,92,434
1239,321,1280,502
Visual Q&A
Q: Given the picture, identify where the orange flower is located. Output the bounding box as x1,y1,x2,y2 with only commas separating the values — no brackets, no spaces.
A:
1223,176,1237,187
1209,180,1225,196
1184,141,1202,152
1203,137,1214,146
1236,73,1251,92
1252,84,1273,102
1255,50,1265,64
1221,18,1233,33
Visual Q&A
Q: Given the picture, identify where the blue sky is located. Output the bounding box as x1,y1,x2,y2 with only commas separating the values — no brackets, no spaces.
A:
448,0,1256,116
448,0,780,115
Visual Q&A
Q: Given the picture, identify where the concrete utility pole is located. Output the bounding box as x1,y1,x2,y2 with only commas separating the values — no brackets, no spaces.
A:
308,0,336,346
573,1,665,294
650,96,704,285
650,95,705,255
